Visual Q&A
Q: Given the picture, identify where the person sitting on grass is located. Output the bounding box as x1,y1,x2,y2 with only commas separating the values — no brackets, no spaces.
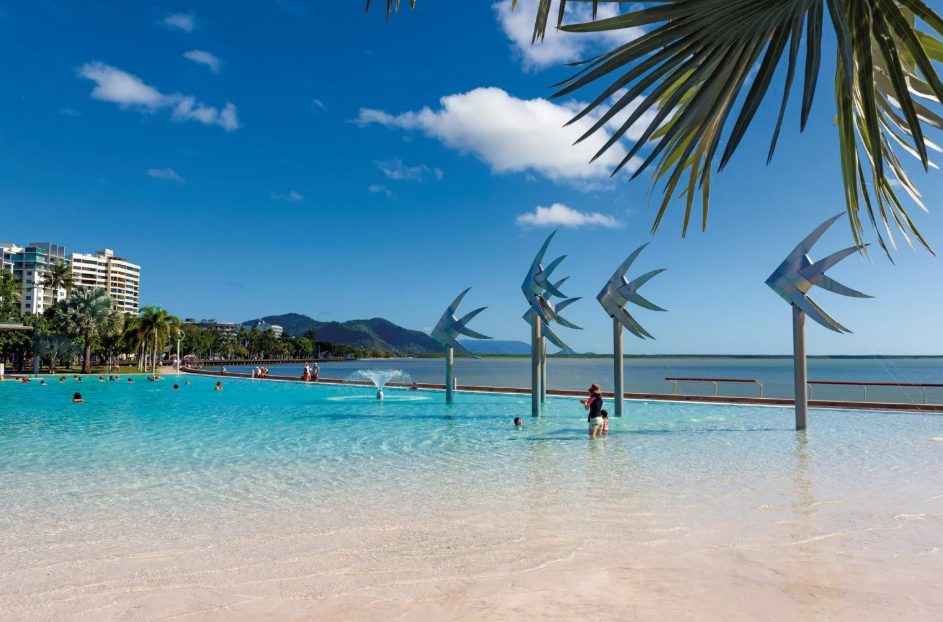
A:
72,392,83,403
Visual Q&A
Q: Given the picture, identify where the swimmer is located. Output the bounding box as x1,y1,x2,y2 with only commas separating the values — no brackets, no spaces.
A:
72,392,83,403
514,417,523,428
39,380,46,386
215,381,223,391
376,389,384,400
172,384,179,391
127,377,134,383
98,376,104,382
59,376,66,383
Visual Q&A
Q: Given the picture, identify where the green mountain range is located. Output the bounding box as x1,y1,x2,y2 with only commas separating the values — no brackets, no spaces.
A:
243,313,440,355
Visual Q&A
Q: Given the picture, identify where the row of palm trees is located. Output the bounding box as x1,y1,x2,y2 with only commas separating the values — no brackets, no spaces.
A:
19,259,181,374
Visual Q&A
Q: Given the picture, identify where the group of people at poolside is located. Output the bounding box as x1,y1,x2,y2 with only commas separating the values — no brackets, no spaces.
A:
300,362,320,382
253,366,271,378
514,383,610,438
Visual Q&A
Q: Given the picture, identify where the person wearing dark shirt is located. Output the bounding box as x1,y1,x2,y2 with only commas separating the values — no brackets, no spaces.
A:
581,383,605,438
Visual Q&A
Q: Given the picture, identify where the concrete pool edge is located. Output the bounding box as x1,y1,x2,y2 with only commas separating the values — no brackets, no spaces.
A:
180,367,943,414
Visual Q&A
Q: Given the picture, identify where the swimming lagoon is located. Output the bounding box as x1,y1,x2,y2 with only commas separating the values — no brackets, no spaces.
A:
1,375,941,620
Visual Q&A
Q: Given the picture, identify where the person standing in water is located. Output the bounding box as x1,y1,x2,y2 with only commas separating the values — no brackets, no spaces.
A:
581,384,605,438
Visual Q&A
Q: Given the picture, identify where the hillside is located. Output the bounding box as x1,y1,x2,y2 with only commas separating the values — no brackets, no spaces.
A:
243,314,440,355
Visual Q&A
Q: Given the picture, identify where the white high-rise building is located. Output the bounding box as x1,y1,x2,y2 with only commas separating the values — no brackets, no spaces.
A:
2,242,68,314
0,243,141,315
69,249,141,313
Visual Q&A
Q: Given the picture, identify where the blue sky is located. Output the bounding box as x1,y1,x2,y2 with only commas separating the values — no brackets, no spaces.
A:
1,1,941,355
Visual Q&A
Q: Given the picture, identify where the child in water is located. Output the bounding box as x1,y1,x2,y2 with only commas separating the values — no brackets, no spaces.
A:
514,417,523,429
601,410,610,435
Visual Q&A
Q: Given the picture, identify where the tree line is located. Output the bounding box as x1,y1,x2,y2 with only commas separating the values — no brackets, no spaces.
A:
0,261,392,373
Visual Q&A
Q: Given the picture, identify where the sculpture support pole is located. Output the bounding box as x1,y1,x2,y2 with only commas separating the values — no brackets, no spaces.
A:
540,337,547,403
613,317,624,417
531,317,542,416
32,315,40,376
445,346,454,404
792,306,807,430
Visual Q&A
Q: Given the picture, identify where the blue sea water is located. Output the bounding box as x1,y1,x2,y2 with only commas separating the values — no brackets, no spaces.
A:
1,374,942,619
221,356,943,403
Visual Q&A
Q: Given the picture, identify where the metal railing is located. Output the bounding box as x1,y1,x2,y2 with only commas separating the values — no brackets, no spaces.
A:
807,380,943,404
666,376,765,398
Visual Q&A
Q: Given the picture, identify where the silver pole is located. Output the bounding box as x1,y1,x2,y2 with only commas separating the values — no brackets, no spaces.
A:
613,317,624,416
531,316,542,416
793,305,808,430
540,336,547,403
32,315,40,376
445,346,454,404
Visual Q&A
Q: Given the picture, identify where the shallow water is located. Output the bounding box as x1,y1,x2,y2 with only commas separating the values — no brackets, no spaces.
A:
1,375,941,620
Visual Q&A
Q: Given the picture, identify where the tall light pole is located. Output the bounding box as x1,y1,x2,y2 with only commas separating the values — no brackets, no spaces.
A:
431,288,490,404
597,244,666,416
175,328,184,374
766,213,871,430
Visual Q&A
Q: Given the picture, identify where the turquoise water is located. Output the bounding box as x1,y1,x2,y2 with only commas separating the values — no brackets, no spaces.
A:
2,374,942,619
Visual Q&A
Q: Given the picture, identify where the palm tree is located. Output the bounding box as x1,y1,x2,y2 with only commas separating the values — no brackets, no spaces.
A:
42,259,76,309
372,1,943,254
0,270,22,320
36,334,80,373
138,307,181,374
60,287,113,373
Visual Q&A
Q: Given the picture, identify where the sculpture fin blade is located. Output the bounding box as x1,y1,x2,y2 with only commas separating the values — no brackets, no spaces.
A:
542,322,571,351
446,288,471,317
617,307,654,339
622,268,666,292
624,292,667,312
784,213,844,263
813,274,872,298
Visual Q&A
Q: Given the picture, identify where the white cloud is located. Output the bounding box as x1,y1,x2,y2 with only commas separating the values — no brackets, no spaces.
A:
356,86,641,184
374,158,443,182
59,107,81,117
516,203,623,229
493,0,645,71
271,190,304,202
147,168,186,183
161,12,196,33
311,98,326,112
368,184,392,197
183,50,221,73
77,61,239,131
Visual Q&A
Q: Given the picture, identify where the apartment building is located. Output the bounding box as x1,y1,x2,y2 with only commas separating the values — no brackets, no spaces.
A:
69,249,141,313
0,242,141,315
0,242,67,314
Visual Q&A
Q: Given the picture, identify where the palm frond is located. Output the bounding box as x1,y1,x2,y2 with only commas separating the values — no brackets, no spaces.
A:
370,0,942,253
552,0,943,252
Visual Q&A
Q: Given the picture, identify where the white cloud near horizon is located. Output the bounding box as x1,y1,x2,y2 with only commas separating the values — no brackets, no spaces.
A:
183,50,221,73
516,203,623,229
271,190,304,202
493,0,645,71
161,12,196,33
356,86,641,184
77,61,239,131
147,168,186,183
374,158,443,182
